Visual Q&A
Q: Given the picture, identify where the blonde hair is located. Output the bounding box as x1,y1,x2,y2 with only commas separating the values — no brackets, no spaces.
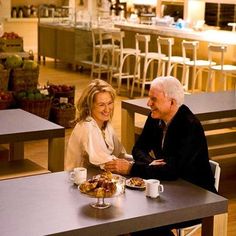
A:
76,79,116,122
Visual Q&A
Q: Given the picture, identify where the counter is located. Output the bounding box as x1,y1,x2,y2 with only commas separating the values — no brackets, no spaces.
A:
115,22,236,91
38,23,93,69
115,22,236,46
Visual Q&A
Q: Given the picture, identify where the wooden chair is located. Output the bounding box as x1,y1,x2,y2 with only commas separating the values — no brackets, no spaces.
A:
207,43,236,91
181,40,216,93
90,28,115,80
130,34,166,98
176,160,221,236
110,31,138,95
158,36,189,80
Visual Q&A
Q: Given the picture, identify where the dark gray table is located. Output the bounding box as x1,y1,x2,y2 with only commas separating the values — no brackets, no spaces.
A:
121,91,236,152
0,171,228,236
0,109,65,172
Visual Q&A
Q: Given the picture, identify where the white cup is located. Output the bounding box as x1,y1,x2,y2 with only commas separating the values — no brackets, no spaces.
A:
145,179,164,198
70,167,87,185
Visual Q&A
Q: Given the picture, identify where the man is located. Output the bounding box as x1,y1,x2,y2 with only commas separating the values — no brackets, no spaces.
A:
105,76,216,236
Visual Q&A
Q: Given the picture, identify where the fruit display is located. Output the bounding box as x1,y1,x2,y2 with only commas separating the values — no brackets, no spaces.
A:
15,89,52,119
0,63,10,91
15,89,51,101
48,84,75,93
48,83,75,104
52,101,74,109
0,91,14,109
22,59,38,70
8,56,39,92
1,32,22,40
50,101,76,128
0,90,13,101
0,32,23,52
5,54,23,69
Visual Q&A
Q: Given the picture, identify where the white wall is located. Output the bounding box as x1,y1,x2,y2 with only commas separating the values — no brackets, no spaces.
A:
0,1,11,18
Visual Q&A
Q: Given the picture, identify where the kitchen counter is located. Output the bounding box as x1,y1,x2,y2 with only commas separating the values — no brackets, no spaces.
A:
115,22,236,91
115,22,236,45
38,22,93,69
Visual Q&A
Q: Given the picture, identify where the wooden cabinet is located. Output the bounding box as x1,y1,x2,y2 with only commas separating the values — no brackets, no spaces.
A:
38,25,57,59
75,29,92,63
56,28,75,63
38,24,93,68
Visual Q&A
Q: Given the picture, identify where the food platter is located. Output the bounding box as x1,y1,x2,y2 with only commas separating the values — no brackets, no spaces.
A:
79,172,125,209
126,177,146,190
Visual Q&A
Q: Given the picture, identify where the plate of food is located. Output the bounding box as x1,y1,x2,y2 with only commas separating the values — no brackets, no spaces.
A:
79,171,125,209
126,177,146,190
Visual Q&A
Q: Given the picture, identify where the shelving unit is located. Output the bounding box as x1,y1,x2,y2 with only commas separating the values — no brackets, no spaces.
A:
2,0,70,52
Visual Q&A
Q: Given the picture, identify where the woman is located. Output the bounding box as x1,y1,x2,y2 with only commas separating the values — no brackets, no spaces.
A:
65,79,127,171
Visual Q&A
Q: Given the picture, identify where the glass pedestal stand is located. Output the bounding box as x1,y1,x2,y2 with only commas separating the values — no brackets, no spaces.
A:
90,197,111,209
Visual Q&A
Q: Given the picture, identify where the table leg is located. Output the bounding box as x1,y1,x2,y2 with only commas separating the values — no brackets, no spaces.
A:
121,108,135,154
48,137,65,172
9,142,24,160
201,213,228,236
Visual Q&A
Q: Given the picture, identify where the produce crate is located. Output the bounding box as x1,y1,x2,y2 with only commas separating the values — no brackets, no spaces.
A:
48,85,75,104
0,92,14,110
0,69,10,90
50,105,76,128
0,99,13,110
9,67,39,92
0,38,23,52
18,98,52,119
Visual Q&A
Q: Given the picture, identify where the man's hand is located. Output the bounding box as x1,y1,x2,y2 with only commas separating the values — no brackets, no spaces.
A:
149,159,166,166
104,159,133,175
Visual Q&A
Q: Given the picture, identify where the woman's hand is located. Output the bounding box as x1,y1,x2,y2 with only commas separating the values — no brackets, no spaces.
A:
104,159,133,175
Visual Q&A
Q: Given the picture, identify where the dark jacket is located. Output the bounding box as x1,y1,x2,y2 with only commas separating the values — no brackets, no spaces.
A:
130,104,216,193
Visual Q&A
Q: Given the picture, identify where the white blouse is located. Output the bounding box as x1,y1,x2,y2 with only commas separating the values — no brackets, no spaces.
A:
65,117,126,171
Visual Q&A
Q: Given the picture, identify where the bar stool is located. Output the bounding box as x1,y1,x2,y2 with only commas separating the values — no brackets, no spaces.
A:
130,34,166,98
90,28,115,80
110,31,138,95
181,40,216,93
207,43,236,91
158,37,189,79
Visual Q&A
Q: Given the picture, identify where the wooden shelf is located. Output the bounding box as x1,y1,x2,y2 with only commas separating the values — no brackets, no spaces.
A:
0,159,50,181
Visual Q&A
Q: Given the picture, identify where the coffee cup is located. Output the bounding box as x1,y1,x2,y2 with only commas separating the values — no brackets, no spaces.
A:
70,167,87,185
145,179,164,198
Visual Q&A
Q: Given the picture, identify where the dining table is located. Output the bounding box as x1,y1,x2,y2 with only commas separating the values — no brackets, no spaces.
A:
0,109,65,172
0,170,228,236
121,91,236,153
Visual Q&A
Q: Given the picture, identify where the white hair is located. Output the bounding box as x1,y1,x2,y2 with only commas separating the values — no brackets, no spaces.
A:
151,76,184,107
